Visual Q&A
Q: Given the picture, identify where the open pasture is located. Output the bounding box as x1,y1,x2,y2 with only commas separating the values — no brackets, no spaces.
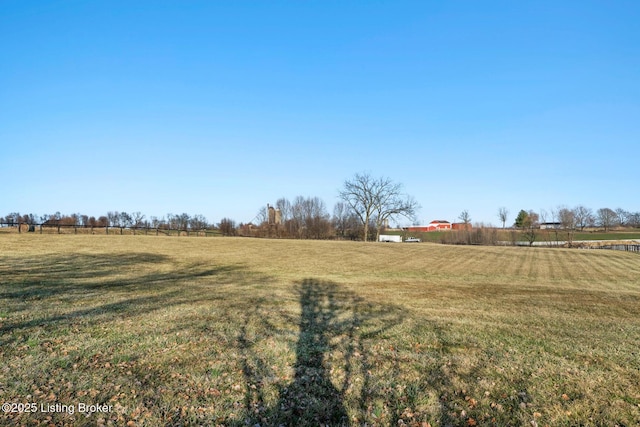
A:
1,235,639,426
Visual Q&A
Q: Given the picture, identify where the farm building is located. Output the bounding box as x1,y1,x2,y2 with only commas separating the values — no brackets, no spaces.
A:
403,220,452,232
540,222,561,229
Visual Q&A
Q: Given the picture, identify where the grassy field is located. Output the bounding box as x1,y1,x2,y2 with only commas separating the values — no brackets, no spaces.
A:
1,235,639,426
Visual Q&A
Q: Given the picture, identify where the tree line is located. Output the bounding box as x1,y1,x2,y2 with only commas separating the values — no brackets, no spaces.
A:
3,172,638,242
503,206,640,246
1,203,390,241
509,206,640,231
2,173,419,241
1,211,210,232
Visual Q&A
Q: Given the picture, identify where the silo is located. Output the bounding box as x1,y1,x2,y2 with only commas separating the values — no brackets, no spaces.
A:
267,204,276,225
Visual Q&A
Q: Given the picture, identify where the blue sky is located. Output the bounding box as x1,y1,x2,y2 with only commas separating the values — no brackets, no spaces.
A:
1,1,638,226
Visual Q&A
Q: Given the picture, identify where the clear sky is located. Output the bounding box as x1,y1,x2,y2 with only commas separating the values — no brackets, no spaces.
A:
1,1,638,226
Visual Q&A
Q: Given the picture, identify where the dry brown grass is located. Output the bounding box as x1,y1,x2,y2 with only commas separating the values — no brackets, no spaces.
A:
1,235,639,426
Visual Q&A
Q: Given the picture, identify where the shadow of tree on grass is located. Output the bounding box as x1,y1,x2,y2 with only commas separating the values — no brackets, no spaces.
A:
233,278,537,427
276,279,350,425
235,278,405,427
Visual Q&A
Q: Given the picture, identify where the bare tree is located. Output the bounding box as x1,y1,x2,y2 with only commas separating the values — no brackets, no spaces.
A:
339,172,418,242
332,202,350,238
615,208,629,227
539,208,548,226
558,207,577,247
544,207,560,244
255,206,267,225
332,202,361,240
21,213,38,226
458,210,471,226
303,196,331,239
189,214,208,230
276,197,292,223
107,211,120,228
176,213,191,230
97,216,108,227
524,211,540,246
573,205,594,231
118,212,132,234
4,212,21,226
149,217,160,232
498,207,509,229
51,212,64,232
274,197,293,237
132,212,146,229
339,173,377,241
218,218,236,236
290,196,306,238
283,196,331,239
597,208,617,232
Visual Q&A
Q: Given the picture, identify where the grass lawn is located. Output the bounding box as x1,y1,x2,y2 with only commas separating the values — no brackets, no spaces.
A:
567,231,640,241
1,235,639,426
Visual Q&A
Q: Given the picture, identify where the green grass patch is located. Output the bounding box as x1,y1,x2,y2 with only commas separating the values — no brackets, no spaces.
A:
1,235,639,426
572,231,640,241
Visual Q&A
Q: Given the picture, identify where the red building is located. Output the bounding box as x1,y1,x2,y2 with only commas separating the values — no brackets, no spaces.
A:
404,220,452,232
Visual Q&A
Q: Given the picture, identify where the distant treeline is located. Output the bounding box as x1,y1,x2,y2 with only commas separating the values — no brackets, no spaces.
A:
1,211,208,231
3,204,639,241
8,172,636,243
0,199,366,240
